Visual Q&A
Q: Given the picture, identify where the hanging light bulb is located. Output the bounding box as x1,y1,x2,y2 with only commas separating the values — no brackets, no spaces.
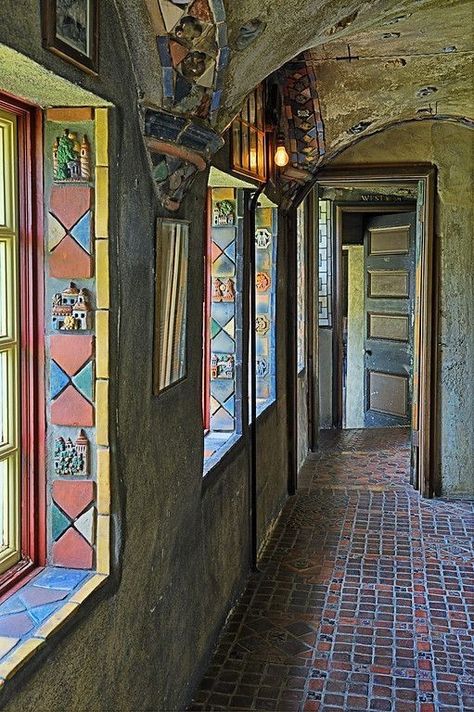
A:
274,134,289,168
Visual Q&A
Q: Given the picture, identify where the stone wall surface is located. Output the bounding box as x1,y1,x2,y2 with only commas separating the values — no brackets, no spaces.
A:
0,2,289,710
331,121,474,496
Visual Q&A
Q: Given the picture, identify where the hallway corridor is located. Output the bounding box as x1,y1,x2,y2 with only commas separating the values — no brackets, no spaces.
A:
189,430,474,712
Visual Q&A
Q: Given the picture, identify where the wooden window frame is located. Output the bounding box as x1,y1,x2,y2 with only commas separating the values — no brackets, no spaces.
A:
0,93,46,599
231,85,267,183
202,189,212,432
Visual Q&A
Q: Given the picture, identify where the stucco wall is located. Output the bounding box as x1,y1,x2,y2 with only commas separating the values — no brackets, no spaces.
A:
331,121,474,496
318,328,333,428
0,2,289,709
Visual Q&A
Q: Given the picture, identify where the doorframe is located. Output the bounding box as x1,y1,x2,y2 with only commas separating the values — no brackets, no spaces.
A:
311,164,437,498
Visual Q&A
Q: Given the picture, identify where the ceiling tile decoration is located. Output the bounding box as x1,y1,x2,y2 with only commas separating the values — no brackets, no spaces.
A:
137,0,228,210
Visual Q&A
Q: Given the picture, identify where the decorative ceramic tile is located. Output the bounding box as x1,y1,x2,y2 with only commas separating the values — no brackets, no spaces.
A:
50,334,94,376
50,187,92,228
51,283,93,331
52,480,94,520
52,129,91,183
51,384,94,427
54,430,89,477
49,235,93,279
256,272,271,292
52,528,94,569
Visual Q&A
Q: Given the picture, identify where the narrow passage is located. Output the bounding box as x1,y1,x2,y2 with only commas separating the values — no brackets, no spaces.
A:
190,429,474,711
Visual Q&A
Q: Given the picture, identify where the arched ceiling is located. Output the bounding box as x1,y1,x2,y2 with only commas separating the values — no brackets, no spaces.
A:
116,0,473,207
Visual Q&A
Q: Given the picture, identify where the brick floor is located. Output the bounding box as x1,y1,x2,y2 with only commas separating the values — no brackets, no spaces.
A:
189,429,474,712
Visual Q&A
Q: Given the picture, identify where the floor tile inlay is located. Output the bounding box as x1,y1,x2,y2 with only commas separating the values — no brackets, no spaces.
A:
189,428,474,711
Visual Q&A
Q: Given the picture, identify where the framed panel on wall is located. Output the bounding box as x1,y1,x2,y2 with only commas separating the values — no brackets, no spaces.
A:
153,219,189,394
41,0,99,75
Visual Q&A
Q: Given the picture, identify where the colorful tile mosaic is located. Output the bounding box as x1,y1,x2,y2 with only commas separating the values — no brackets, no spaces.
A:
208,189,239,433
255,206,277,406
189,428,474,712
49,184,93,278
50,335,95,427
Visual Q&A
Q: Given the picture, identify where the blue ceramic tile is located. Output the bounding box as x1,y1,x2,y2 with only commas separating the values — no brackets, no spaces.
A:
0,595,26,617
145,110,186,142
72,360,94,401
70,211,91,253
162,67,176,99
211,407,234,432
174,73,193,104
224,242,236,262
29,602,62,625
213,253,235,277
212,302,234,327
211,330,234,354
212,227,235,249
156,37,172,67
211,379,234,403
223,395,235,417
32,568,89,591
211,90,222,112
50,361,70,400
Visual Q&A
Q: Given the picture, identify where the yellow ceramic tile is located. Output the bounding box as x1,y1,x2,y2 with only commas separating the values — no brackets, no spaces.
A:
94,108,109,167
96,310,109,379
0,638,44,680
256,207,273,228
70,574,107,605
96,515,110,575
0,637,19,659
34,602,79,640
97,447,111,515
96,380,109,446
212,187,234,201
95,239,110,309
95,167,109,237
47,107,93,122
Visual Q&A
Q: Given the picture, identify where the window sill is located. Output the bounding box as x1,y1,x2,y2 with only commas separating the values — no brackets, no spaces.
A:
255,397,276,419
202,432,244,489
0,566,108,686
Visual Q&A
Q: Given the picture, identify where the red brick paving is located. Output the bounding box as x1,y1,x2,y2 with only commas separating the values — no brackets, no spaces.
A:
189,429,474,711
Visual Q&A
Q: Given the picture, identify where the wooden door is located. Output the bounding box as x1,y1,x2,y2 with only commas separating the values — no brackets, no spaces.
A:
364,212,416,427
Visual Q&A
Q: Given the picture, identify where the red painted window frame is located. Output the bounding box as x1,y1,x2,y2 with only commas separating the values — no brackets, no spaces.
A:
0,92,46,600
202,189,212,432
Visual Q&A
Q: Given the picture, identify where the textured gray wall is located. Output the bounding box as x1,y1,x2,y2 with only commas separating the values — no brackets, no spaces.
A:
333,121,474,496
0,2,289,709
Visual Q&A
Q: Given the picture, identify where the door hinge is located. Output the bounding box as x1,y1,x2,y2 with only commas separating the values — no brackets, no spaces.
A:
412,430,419,447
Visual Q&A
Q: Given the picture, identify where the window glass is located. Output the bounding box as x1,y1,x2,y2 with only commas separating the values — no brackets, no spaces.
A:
318,199,332,327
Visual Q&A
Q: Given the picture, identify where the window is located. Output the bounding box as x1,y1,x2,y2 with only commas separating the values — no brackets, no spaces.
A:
0,97,44,591
255,204,277,411
231,85,267,182
296,201,306,373
318,199,332,327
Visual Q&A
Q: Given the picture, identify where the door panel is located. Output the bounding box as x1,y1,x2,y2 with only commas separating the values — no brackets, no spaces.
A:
364,212,415,427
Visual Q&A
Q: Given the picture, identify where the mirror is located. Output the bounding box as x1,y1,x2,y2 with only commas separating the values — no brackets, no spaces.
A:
153,219,189,393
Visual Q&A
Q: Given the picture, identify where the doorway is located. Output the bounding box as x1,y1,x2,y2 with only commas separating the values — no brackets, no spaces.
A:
310,165,437,497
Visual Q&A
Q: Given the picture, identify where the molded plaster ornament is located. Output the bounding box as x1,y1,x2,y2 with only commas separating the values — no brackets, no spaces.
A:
256,272,271,292
212,277,235,302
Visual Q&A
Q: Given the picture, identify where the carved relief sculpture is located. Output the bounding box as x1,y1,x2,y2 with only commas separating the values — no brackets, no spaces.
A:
255,315,270,335
212,277,235,302
53,129,91,182
54,430,89,477
255,228,272,249
213,199,235,226
52,283,93,331
256,272,271,292
211,353,235,379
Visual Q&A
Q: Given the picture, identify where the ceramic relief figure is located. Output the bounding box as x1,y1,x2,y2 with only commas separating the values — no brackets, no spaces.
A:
256,272,271,292
52,283,93,331
53,128,91,182
211,353,235,379
54,430,89,477
212,277,224,301
221,278,235,302
213,199,235,226
255,315,270,335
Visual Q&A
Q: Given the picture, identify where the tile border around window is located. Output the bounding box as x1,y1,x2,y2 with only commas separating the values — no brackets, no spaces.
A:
0,107,110,690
